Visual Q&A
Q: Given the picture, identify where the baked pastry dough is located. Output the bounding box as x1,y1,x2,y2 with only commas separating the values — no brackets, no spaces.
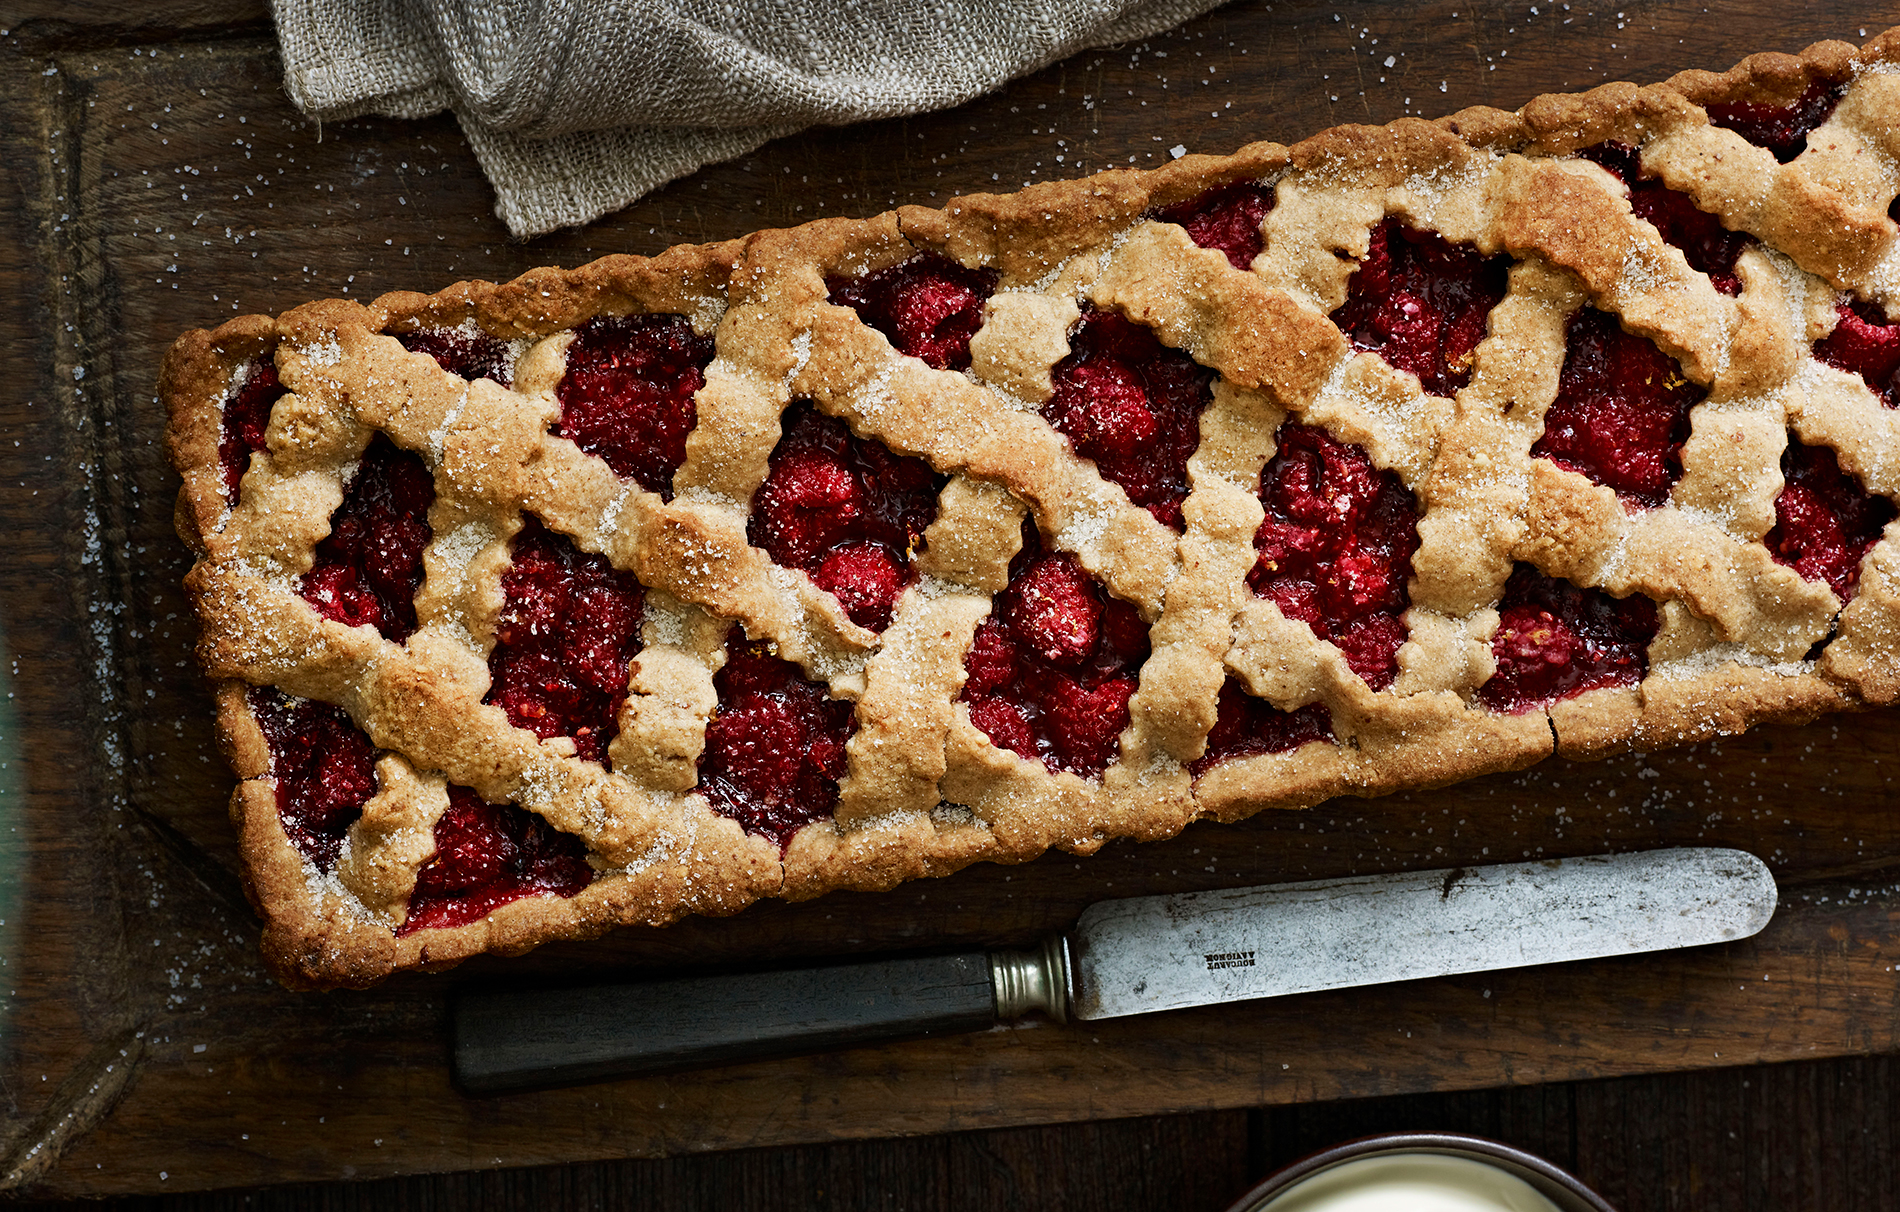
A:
166,30,1900,988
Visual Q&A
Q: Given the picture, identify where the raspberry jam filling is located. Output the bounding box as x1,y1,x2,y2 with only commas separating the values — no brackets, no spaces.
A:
1042,308,1213,531
299,434,435,642
1330,217,1509,398
1188,677,1333,778
1766,434,1896,600
399,327,514,386
827,252,1000,372
1530,308,1702,508
554,313,713,499
1152,180,1277,270
749,401,946,632
961,523,1150,779
1706,78,1848,163
1250,423,1419,691
250,687,377,872
218,357,286,503
1477,564,1659,713
398,787,593,936
485,517,645,765
699,635,857,850
1581,142,1749,295
1814,299,1900,408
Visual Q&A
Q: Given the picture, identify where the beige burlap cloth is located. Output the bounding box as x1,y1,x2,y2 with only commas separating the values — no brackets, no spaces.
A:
271,0,1226,237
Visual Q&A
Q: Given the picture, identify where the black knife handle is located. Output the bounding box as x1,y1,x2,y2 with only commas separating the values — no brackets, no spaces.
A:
453,951,997,1094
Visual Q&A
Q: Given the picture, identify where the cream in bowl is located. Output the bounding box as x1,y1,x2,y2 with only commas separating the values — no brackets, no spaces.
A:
1225,1134,1614,1212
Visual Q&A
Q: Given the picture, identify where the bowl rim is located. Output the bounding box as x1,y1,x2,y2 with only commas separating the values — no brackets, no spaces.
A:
1222,1130,1617,1212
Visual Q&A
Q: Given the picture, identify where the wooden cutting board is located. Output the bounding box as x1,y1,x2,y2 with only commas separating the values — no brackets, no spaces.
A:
6,0,1900,1197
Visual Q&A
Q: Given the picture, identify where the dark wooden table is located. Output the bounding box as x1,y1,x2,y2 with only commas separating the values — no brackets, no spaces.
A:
7,2,1900,1208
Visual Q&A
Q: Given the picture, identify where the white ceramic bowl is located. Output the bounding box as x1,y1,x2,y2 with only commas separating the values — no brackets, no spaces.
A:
1224,1132,1616,1212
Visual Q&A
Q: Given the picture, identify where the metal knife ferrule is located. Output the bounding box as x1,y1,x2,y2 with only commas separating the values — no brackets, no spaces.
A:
989,934,1071,1023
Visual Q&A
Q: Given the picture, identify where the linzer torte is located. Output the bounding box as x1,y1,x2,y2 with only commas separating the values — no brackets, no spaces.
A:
166,30,1900,988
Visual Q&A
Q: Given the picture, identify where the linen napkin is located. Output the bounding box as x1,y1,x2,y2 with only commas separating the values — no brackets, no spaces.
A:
272,0,1227,237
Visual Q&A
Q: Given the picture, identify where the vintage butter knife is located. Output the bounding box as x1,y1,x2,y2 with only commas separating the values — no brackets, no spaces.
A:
453,847,1775,1093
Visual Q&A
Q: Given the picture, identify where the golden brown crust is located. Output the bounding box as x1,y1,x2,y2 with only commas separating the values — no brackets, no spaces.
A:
166,28,1900,988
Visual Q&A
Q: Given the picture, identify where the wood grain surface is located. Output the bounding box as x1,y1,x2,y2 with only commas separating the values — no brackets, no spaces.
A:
4,0,1900,1205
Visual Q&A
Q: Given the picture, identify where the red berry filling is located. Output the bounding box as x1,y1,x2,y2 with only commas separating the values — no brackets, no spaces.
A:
1706,78,1848,164
1766,434,1896,600
1152,180,1277,270
1249,423,1419,691
397,786,593,936
1581,142,1749,295
218,357,286,504
1477,564,1658,713
827,252,1000,372
1188,677,1333,778
961,523,1150,779
1814,299,1900,408
399,327,514,386
485,517,645,765
748,401,946,632
554,313,713,499
249,687,376,873
1330,217,1509,398
699,635,857,850
1530,308,1702,508
299,434,434,643
1042,308,1213,531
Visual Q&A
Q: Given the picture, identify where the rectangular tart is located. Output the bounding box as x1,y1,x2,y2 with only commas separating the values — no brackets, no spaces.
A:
167,29,1900,988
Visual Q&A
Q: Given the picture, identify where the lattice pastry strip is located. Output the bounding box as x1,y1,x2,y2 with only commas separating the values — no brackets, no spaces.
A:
166,30,1900,988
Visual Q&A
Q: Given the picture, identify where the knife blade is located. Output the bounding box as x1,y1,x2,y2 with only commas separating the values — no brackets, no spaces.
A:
452,847,1774,1094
